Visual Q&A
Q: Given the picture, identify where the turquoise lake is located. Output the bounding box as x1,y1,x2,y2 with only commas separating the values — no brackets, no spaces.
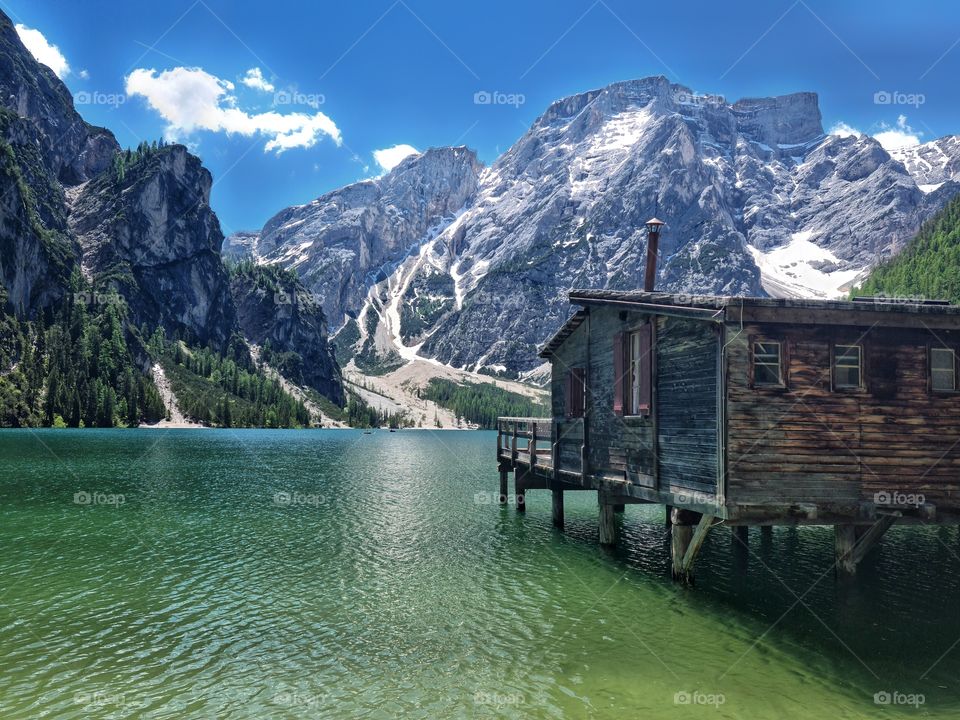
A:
0,429,958,718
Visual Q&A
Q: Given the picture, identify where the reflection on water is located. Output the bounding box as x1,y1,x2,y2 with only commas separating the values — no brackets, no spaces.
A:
0,429,958,718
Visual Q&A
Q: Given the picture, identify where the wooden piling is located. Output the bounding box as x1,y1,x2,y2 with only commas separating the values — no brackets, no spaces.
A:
498,467,508,505
598,498,616,545
835,524,857,575
613,503,625,513
552,488,564,530
671,509,712,584
515,469,525,513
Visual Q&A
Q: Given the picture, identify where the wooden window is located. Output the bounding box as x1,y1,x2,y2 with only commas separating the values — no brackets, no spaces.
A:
565,368,586,418
752,341,782,385
931,348,957,392
833,345,862,389
626,325,652,416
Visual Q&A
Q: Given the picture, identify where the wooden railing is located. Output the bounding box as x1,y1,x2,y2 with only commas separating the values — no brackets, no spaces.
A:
496,417,586,476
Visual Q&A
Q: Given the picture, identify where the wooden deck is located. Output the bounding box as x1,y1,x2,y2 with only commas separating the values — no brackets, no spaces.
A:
496,416,725,517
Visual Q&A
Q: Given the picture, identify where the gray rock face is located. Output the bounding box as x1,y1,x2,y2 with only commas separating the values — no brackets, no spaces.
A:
0,14,118,185
69,145,238,350
233,146,482,327
229,264,343,404
234,76,960,376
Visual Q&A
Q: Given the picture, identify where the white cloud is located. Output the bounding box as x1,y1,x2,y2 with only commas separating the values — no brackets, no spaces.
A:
15,24,70,79
125,66,341,154
373,144,418,172
241,67,274,93
874,114,922,151
828,121,861,138
828,116,922,151
77,69,89,80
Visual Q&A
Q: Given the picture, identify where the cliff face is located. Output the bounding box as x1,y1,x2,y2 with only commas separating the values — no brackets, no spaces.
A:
69,145,237,351
226,146,483,328
229,264,343,404
0,8,343,406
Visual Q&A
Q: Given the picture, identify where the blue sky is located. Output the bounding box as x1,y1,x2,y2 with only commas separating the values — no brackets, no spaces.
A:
5,0,960,234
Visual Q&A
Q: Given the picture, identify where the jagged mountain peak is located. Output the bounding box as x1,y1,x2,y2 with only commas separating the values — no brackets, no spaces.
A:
237,76,960,377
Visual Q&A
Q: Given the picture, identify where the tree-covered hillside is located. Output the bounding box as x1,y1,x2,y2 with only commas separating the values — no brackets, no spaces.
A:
857,193,960,302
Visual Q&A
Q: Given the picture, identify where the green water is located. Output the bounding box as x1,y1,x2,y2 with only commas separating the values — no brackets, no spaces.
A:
0,429,958,718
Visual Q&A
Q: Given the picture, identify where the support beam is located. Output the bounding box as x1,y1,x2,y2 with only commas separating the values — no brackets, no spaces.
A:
498,467,508,505
613,503,625,513
678,514,715,584
552,488,564,530
835,524,857,575
665,504,673,527
852,513,898,565
599,498,617,545
733,525,749,543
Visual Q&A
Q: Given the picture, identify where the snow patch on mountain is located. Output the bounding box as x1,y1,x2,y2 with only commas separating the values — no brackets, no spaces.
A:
748,232,864,299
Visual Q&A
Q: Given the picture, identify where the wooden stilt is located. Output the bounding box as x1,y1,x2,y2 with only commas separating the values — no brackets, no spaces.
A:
552,488,564,530
665,505,673,527
515,469,525,513
671,509,713,584
498,468,508,505
598,498,616,545
613,503,625,513
734,526,748,543
835,524,857,575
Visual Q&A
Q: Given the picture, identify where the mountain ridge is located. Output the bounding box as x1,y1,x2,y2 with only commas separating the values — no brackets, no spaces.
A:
234,75,960,376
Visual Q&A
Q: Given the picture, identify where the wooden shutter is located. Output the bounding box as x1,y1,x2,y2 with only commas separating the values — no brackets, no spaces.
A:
565,369,585,418
638,324,652,415
613,333,625,416
573,368,585,418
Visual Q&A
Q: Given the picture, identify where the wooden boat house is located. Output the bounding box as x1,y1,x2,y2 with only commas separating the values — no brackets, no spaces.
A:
496,290,960,582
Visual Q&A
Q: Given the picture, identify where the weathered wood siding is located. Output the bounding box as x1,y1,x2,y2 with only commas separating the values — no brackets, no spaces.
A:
583,308,656,483
726,323,960,509
550,321,588,474
656,317,720,494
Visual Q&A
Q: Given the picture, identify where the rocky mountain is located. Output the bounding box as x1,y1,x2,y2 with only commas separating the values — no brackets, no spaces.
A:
239,76,960,376
229,262,343,405
0,8,343,421
223,146,482,328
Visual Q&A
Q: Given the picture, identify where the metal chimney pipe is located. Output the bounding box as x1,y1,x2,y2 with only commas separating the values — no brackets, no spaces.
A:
643,218,665,292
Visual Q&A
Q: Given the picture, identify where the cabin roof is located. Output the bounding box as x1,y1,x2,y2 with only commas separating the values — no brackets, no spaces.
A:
539,290,960,358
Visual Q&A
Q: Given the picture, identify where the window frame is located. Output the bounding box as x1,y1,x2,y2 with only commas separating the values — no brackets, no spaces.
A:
930,346,958,394
751,340,784,387
832,343,863,390
624,324,653,418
